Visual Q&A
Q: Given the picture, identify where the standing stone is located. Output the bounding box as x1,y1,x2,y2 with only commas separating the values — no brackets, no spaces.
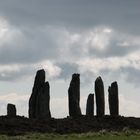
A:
68,73,82,117
86,93,94,116
29,69,45,118
95,76,105,117
36,81,51,119
108,81,119,116
7,103,16,117
108,86,112,114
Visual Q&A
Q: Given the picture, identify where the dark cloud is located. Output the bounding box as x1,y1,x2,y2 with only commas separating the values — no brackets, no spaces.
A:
122,67,140,87
0,0,140,34
0,27,61,64
58,63,79,80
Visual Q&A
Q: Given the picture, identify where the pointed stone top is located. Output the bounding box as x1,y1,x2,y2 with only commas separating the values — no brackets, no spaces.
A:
95,76,103,83
33,69,45,88
96,76,102,80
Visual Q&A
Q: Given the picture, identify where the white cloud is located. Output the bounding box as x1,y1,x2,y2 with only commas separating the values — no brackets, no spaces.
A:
37,60,62,78
76,57,129,74
0,93,29,102
85,27,113,50
0,60,61,81
0,64,21,73
0,17,22,47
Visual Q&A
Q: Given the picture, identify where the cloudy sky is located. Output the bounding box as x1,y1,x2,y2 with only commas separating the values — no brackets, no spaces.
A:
0,0,140,118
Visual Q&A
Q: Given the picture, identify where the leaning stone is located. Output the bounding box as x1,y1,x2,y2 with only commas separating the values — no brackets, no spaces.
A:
108,81,119,116
95,76,105,117
7,103,16,117
36,81,51,119
86,93,94,116
29,69,45,118
68,73,82,117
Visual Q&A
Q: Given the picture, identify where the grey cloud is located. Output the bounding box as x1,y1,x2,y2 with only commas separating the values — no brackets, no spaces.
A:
57,62,97,87
88,41,139,58
0,65,35,81
0,0,139,88
122,67,140,87
58,63,79,80
0,27,61,64
0,0,140,34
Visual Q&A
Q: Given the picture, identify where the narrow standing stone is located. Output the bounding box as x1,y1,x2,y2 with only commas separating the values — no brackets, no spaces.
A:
36,81,51,119
108,81,119,116
86,93,94,116
29,69,45,118
7,103,16,117
68,73,82,117
95,76,105,117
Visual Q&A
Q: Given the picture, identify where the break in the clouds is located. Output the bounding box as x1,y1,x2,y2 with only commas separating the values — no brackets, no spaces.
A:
0,0,140,117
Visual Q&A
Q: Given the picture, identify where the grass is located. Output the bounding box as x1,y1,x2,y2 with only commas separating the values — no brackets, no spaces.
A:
1,130,140,140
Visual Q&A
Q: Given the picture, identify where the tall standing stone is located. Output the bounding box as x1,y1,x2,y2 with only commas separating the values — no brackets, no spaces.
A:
7,103,16,117
29,69,45,118
86,93,94,116
68,73,82,117
36,81,51,119
108,81,119,116
95,76,105,117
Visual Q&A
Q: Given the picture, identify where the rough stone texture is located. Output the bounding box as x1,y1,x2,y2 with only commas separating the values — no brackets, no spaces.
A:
86,93,94,116
68,73,82,117
7,103,16,117
108,81,119,116
29,69,45,118
36,81,51,119
95,76,105,117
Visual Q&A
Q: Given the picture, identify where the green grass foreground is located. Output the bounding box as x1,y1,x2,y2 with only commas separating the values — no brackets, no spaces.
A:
1,130,140,140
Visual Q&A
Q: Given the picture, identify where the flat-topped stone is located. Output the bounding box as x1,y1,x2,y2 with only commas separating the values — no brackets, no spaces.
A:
7,103,16,117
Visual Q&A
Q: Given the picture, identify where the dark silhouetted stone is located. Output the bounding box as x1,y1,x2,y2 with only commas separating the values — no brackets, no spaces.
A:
95,76,105,117
86,93,94,116
7,103,16,117
68,73,82,117
29,69,45,118
36,81,51,119
108,81,119,116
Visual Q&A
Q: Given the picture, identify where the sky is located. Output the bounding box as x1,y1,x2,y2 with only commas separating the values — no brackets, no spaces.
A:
0,0,140,118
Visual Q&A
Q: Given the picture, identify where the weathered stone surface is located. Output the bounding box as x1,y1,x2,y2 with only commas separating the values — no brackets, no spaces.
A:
95,76,105,117
7,103,16,117
86,93,94,116
68,73,82,117
108,81,119,116
29,69,45,118
36,81,51,119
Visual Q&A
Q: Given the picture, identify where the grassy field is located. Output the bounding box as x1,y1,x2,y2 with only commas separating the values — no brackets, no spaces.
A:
1,130,140,140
